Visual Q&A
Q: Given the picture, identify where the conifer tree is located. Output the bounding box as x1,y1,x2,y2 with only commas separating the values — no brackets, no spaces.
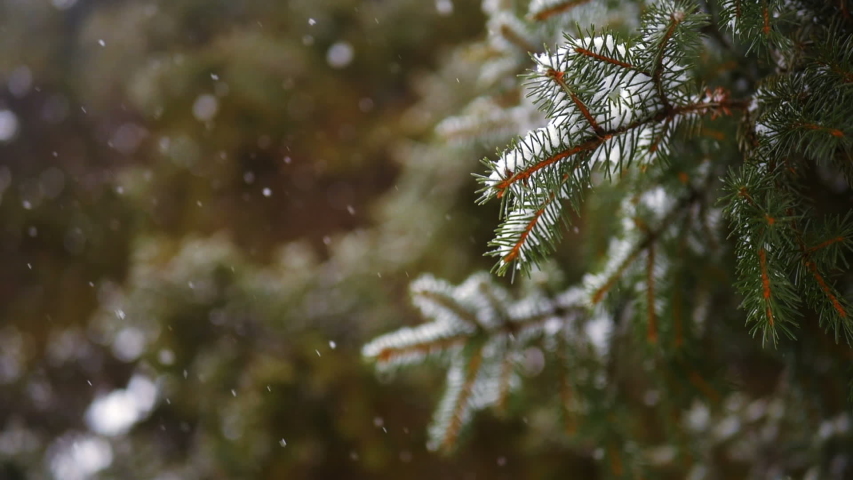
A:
364,0,853,476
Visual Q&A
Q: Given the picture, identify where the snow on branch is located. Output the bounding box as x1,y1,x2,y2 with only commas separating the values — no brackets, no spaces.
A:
478,3,742,275
362,272,589,452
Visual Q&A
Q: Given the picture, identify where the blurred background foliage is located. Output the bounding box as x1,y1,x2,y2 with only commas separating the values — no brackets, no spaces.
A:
0,0,599,478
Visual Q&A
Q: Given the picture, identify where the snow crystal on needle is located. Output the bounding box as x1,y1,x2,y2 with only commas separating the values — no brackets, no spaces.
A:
487,125,570,188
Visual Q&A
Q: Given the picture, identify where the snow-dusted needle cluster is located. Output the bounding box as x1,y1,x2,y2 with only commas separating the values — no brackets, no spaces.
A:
479,2,715,276
362,273,588,452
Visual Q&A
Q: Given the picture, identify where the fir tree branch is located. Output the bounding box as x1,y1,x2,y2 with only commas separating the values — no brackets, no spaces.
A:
546,68,604,135
651,12,684,111
495,350,514,415
757,247,774,326
365,274,588,451
490,98,745,197
436,346,484,452
419,290,483,327
761,0,770,39
646,242,659,343
724,165,803,345
499,22,539,53
530,0,594,22
498,190,559,264
492,137,598,198
588,187,699,305
364,0,853,469
808,236,846,253
804,260,846,318
687,369,721,403
557,332,579,435
371,336,468,366
573,46,640,71
788,215,853,342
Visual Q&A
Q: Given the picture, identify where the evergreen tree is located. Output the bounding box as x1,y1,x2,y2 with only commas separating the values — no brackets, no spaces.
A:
365,0,853,477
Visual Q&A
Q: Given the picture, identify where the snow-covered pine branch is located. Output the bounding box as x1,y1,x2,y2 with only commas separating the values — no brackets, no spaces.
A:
362,272,589,452
363,0,853,472
479,2,741,275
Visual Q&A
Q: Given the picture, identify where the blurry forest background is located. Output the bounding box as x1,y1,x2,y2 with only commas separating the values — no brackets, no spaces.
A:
0,0,594,478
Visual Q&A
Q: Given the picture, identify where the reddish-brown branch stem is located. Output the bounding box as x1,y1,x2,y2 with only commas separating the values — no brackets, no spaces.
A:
547,69,604,135
758,248,771,301
570,92,602,134
737,186,758,208
557,342,577,434
531,0,593,21
591,190,697,304
419,290,481,326
502,201,551,264
495,140,600,198
798,123,845,138
653,14,682,110
442,348,484,451
493,99,747,196
496,353,514,414
376,336,467,364
689,370,721,402
808,236,846,253
608,444,625,476
499,24,537,53
573,47,639,70
591,247,643,304
819,62,853,84
758,248,775,326
762,0,771,37
790,218,848,319
806,260,847,318
646,244,658,343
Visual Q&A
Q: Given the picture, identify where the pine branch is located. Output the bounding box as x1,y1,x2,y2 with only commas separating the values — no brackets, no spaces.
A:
495,346,515,415
366,0,853,470
811,24,853,85
430,344,485,452
585,187,699,306
723,157,853,346
651,12,683,110
789,215,853,343
363,273,587,452
717,0,792,50
479,5,745,275
529,0,594,22
645,242,659,343
490,12,540,54
556,332,579,435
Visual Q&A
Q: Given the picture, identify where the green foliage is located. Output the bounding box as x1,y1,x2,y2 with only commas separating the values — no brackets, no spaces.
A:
477,1,727,277
365,0,853,476
363,273,598,453
3,0,853,477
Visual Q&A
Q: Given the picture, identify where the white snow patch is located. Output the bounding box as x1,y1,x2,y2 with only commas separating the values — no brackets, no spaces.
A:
327,42,354,69
85,375,157,436
192,94,219,122
0,110,19,142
